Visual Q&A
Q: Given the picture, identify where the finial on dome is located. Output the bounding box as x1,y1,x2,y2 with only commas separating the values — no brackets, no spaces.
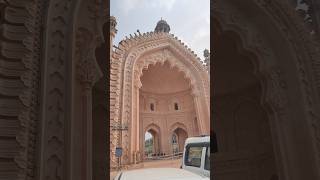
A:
155,18,170,33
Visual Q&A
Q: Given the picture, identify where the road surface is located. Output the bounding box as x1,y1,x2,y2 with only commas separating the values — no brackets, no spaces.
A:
110,158,182,179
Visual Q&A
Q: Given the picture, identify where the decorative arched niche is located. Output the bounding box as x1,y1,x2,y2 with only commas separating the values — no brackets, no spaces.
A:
39,0,108,179
170,122,189,153
213,0,320,179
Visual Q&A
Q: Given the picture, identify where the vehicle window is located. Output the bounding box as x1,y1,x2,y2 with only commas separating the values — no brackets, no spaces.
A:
185,146,203,167
205,146,210,170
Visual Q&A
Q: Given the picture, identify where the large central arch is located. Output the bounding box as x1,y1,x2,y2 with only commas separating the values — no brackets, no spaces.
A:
110,32,210,166
138,61,196,160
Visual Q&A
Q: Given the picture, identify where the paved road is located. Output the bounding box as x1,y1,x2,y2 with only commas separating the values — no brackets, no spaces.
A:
110,158,182,179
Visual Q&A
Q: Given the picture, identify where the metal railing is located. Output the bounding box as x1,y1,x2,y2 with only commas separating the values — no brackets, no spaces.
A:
144,152,183,161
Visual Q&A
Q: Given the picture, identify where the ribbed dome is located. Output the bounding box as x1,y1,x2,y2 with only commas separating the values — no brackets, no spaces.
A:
154,19,170,33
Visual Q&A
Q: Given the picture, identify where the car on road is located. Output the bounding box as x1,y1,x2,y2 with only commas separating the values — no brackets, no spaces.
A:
113,168,209,180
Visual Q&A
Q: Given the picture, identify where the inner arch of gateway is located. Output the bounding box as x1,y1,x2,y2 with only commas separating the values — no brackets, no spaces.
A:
140,61,198,156
2,0,320,179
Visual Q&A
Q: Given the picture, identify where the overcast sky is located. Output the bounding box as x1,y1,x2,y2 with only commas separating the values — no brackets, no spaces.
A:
110,0,210,60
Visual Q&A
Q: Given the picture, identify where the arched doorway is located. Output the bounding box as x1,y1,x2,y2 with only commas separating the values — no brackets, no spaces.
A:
142,123,161,161
144,129,160,158
212,0,320,178
172,128,188,154
172,133,179,154
213,19,278,179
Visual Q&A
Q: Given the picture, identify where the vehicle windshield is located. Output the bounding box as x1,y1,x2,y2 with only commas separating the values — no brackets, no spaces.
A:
185,146,202,167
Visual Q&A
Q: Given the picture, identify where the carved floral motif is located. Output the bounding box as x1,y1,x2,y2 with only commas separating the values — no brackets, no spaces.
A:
75,28,103,86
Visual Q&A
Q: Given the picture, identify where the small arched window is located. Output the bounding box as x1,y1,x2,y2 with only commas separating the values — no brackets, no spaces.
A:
174,103,179,110
150,103,154,111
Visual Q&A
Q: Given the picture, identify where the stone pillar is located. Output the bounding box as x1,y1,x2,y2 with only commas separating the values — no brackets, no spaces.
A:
193,91,210,135
76,44,103,180
82,82,93,180
130,73,142,164
154,135,159,154
136,85,140,156
139,119,144,160
109,16,119,168
162,120,171,155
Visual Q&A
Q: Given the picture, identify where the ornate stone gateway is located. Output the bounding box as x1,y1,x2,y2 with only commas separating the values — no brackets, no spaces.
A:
0,0,319,179
110,19,210,167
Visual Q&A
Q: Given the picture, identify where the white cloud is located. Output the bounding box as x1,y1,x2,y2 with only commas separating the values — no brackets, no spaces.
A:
116,0,176,15
193,27,210,40
111,0,210,60
145,132,152,140
149,0,176,11
116,0,145,15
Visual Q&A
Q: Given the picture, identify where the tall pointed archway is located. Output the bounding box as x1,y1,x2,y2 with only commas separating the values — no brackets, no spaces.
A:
110,25,210,166
213,0,320,179
213,27,277,179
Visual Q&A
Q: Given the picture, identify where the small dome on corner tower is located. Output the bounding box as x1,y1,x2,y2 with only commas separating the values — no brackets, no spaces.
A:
155,18,170,33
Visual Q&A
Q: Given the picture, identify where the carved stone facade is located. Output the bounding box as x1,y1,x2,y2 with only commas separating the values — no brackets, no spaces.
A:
0,0,108,179
139,89,197,155
110,19,210,167
0,0,319,179
213,0,320,180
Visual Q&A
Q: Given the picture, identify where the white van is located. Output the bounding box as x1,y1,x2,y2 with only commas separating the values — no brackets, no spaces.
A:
182,135,210,177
